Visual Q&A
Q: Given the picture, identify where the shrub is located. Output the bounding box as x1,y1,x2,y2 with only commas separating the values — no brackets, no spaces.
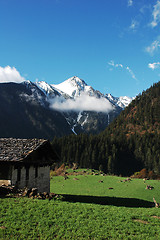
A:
148,170,156,180
50,163,66,177
139,168,148,178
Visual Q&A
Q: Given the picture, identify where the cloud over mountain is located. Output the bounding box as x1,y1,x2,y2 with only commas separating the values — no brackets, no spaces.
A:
49,92,114,113
0,66,26,83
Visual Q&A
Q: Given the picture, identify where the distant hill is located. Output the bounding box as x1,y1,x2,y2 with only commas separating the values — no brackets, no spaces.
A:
52,82,160,176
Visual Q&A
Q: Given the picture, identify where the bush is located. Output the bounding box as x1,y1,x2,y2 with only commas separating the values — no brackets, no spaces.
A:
50,163,66,177
139,168,148,178
131,168,160,179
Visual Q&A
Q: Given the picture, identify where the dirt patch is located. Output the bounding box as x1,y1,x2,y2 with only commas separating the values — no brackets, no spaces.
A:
152,216,160,219
133,219,149,224
0,226,7,229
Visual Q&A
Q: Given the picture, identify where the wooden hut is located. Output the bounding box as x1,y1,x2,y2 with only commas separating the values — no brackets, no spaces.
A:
0,138,57,193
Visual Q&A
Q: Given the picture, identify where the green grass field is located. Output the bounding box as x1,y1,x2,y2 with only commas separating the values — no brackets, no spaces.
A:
1,171,160,239
50,172,160,202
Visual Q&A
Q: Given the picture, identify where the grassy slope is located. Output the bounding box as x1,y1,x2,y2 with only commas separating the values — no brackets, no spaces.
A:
51,174,160,202
1,174,160,239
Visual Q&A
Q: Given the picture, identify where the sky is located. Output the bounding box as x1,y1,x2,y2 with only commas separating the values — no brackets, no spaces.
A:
0,0,160,97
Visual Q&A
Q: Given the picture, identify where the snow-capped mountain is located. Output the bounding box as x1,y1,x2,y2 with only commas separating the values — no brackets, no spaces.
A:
52,76,133,109
34,76,133,110
35,76,133,134
35,81,59,97
53,76,102,98
105,93,133,109
0,76,133,139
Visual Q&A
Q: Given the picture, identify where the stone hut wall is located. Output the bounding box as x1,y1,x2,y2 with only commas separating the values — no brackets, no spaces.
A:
11,165,50,193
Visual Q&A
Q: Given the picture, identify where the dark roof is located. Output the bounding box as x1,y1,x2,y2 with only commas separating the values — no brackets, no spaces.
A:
0,138,48,162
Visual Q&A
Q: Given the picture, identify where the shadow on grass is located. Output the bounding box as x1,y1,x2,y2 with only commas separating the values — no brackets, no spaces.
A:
61,194,154,208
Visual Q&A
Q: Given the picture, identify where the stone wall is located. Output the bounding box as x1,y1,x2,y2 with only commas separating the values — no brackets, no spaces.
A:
11,165,50,193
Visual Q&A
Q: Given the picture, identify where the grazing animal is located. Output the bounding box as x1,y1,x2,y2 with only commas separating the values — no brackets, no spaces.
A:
146,185,154,190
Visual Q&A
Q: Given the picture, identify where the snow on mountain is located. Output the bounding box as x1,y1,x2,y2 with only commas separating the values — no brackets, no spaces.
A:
35,81,61,98
105,93,133,109
31,76,134,134
52,76,102,99
0,76,134,137
33,76,133,114
20,81,46,106
52,76,133,110
117,96,134,108
52,76,87,97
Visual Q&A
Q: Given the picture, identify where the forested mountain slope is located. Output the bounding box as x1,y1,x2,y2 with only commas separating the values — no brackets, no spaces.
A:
52,82,160,176
0,82,72,139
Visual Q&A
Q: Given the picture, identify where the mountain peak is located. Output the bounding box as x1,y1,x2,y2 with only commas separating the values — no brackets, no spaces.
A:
66,76,87,87
53,76,88,97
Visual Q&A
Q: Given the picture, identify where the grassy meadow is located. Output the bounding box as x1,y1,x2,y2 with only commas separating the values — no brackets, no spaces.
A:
1,170,160,239
50,170,160,202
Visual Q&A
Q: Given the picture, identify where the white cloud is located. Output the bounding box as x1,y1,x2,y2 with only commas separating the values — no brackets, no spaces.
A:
115,63,123,68
150,0,160,27
0,66,26,83
108,60,137,81
108,60,115,67
145,39,160,55
49,93,113,113
148,62,160,70
129,20,139,30
126,66,137,80
108,60,123,68
128,0,133,7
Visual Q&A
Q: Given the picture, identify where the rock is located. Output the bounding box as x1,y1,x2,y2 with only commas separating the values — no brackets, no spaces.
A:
31,188,38,196
64,175,68,180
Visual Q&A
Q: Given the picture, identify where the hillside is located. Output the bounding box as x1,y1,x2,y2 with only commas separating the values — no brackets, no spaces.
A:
106,81,160,136
52,82,160,176
0,82,72,139
100,81,160,175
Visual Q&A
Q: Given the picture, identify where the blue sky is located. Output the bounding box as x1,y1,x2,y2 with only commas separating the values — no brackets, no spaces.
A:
0,0,160,97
